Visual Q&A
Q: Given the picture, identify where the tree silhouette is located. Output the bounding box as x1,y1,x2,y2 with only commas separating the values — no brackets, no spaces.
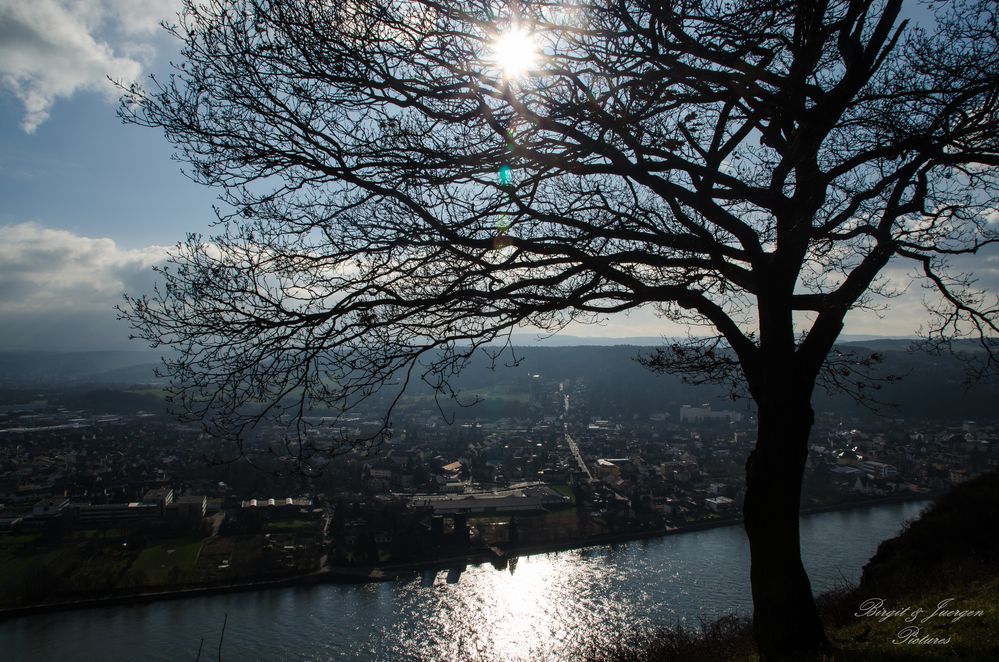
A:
119,1,999,658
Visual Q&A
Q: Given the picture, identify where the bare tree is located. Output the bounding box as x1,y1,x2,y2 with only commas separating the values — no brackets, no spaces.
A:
119,0,999,658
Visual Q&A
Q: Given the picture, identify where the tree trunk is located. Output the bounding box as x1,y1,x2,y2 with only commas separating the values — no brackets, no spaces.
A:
744,392,828,660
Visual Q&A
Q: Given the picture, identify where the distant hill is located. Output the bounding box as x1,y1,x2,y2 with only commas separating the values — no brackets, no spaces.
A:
508,334,667,346
0,336,921,384
506,333,916,347
437,341,997,422
0,339,994,422
60,388,169,415
0,351,163,386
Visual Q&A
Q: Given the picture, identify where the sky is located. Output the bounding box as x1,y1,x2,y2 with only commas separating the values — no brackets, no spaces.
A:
0,0,995,351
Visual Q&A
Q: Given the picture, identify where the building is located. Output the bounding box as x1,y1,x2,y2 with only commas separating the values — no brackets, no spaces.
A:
857,460,898,478
705,496,736,513
595,458,633,482
240,497,314,520
141,487,175,514
32,496,70,517
679,405,744,424
76,502,162,526
172,495,207,518
409,484,568,515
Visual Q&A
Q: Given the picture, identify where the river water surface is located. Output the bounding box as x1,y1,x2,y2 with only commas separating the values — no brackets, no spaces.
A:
1,500,929,661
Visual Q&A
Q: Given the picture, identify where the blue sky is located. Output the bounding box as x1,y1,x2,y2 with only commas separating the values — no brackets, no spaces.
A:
0,1,218,350
0,1,994,351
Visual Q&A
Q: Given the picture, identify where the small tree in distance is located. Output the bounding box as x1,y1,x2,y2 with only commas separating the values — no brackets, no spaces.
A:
120,1,999,658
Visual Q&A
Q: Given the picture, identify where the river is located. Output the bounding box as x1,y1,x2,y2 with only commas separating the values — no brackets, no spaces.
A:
1,500,929,661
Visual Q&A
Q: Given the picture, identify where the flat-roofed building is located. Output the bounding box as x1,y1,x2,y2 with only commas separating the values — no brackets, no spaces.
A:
240,497,315,521
410,484,568,515
77,502,162,526
705,496,736,513
32,496,70,517
173,495,207,518
142,487,174,508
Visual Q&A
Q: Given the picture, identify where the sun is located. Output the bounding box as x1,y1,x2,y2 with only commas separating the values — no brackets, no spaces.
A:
490,25,540,79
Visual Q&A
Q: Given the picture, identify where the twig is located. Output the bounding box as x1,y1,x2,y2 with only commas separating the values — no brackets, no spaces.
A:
218,612,228,662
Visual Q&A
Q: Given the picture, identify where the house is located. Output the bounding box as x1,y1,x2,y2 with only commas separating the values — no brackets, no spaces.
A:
857,460,898,478
32,496,70,517
441,461,464,477
679,404,743,424
705,496,735,513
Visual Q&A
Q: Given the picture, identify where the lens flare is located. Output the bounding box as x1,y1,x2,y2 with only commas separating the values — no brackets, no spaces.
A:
498,165,513,186
490,26,540,79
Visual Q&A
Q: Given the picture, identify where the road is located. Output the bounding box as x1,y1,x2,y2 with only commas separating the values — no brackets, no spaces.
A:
561,384,593,481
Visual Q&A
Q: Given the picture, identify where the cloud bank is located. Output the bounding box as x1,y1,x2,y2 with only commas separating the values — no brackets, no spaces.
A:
0,0,177,133
1,222,992,351
0,222,166,350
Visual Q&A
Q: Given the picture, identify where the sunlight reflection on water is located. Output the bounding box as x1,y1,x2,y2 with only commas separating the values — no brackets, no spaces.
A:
370,552,646,660
386,554,646,661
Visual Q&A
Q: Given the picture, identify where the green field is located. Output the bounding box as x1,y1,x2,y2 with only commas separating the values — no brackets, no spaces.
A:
0,533,39,546
128,540,204,585
0,532,207,606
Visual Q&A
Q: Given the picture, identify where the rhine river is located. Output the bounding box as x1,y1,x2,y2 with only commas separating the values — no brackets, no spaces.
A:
1,500,929,661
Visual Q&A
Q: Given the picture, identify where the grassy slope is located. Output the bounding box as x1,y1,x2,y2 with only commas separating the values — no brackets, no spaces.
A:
0,519,324,608
821,575,999,661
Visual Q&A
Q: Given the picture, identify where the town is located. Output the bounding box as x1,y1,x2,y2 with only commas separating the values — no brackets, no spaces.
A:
1,369,995,612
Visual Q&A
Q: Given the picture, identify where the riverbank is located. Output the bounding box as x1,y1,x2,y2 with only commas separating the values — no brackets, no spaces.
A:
0,527,671,619
0,500,938,661
0,491,937,620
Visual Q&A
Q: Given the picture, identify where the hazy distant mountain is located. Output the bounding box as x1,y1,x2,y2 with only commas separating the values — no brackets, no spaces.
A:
0,350,163,386
839,334,920,342
507,333,916,347
0,334,917,385
507,334,667,346
443,340,996,422
0,339,992,422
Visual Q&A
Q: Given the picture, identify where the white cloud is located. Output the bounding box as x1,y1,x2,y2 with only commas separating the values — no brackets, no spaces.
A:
556,251,999,341
103,0,175,35
840,251,999,336
0,222,165,314
1,223,993,350
0,0,178,133
0,222,168,350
